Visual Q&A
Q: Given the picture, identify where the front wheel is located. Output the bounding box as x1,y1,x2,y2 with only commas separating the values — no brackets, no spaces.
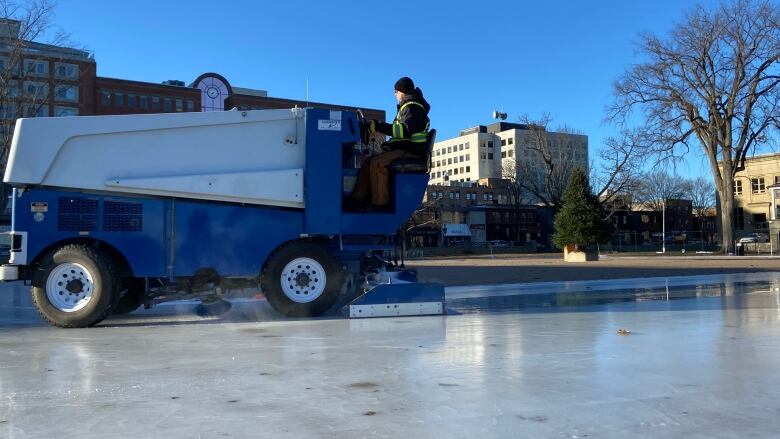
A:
261,241,344,317
31,245,118,328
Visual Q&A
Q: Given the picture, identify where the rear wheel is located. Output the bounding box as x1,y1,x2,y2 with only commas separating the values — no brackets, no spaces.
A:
261,241,344,317
31,245,118,328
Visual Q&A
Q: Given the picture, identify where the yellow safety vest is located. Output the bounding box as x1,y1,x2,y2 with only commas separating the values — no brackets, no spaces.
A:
391,101,430,143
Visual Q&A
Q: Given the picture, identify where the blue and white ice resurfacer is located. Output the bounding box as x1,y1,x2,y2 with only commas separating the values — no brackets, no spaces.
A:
0,107,444,327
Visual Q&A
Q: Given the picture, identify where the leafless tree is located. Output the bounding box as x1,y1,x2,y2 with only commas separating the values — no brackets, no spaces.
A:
500,156,527,240
607,0,780,253
1,0,82,169
682,176,717,220
511,113,583,208
591,129,648,213
632,170,688,212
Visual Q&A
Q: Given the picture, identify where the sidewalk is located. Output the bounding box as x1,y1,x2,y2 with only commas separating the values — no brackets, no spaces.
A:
408,253,780,286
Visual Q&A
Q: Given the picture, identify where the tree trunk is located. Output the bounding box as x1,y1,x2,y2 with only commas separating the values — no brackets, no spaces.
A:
715,174,735,254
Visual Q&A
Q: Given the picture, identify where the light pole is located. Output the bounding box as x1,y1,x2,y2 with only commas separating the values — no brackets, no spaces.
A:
662,199,666,254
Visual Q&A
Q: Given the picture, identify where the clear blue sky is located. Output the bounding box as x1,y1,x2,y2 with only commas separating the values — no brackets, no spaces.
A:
54,0,710,178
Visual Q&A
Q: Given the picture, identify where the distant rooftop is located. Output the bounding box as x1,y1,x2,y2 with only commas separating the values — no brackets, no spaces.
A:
0,18,93,61
458,122,541,137
232,87,268,98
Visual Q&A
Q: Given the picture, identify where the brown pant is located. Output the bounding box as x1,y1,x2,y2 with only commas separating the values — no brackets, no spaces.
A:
352,149,412,206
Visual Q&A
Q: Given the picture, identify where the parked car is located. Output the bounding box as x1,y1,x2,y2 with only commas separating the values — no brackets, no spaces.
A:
739,233,769,243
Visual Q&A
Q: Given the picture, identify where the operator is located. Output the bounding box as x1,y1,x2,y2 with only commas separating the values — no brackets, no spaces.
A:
348,76,431,210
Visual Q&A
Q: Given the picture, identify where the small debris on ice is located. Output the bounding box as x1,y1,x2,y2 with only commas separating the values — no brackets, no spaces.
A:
617,328,631,336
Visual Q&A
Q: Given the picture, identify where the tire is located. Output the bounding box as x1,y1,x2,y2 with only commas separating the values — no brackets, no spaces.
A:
261,241,344,317
113,278,146,315
31,244,118,328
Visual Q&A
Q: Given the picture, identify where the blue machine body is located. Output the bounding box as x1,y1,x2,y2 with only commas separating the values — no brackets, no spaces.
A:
10,108,429,279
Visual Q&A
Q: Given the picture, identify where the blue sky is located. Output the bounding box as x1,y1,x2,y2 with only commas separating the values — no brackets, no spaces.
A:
54,0,710,178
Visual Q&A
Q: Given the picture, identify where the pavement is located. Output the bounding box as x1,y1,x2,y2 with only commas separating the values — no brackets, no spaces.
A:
409,253,780,286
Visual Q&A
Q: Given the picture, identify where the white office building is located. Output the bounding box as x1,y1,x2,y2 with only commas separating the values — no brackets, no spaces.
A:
430,122,588,201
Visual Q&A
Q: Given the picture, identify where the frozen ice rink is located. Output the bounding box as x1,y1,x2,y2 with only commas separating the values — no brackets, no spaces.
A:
2,273,780,438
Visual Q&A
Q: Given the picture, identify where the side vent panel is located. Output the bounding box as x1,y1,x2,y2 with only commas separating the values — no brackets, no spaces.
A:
58,197,98,232
103,200,143,232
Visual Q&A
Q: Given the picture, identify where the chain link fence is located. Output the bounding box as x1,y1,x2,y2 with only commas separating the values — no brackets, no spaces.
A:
601,230,722,254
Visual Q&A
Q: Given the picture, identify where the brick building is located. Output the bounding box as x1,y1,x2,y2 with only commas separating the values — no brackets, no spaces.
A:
1,19,384,125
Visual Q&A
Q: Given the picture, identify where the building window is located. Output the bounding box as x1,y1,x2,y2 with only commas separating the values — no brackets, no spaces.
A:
754,213,767,230
54,106,78,117
501,151,506,158
501,139,507,146
7,81,19,97
508,138,513,145
735,207,744,230
455,192,460,199
459,155,464,162
151,96,160,111
751,177,765,194
187,99,195,112
480,153,486,160
465,154,470,161
459,144,464,151
436,161,440,167
466,166,470,172
0,102,17,119
24,81,48,98
139,95,148,110
454,168,459,175
488,153,494,160
460,167,464,174
176,98,183,112
483,193,488,201
449,192,455,199
448,158,452,165
24,59,48,76
163,97,172,112
114,92,124,108
447,146,452,154
734,179,742,196
54,85,78,102
26,104,49,117
54,63,79,79
487,141,493,148
465,142,470,149
127,94,136,109
509,150,514,157
101,90,111,107
775,175,780,185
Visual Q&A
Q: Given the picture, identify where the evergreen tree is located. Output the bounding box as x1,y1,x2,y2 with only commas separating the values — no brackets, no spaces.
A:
552,168,612,251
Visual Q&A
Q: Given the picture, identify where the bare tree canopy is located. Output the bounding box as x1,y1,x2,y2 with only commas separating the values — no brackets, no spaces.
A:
591,128,648,208
632,170,688,212
683,176,717,219
511,113,584,208
608,0,780,253
1,0,82,168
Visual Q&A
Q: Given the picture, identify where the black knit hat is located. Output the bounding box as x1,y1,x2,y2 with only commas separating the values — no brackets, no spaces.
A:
394,76,415,94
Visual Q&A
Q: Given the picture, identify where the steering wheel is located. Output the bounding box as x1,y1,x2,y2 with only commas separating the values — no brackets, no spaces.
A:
355,109,371,145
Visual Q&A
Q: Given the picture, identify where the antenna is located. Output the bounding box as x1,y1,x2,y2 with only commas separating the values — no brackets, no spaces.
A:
492,110,507,120
306,78,309,107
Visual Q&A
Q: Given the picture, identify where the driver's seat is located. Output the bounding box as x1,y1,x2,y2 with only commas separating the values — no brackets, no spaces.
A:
388,129,437,173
